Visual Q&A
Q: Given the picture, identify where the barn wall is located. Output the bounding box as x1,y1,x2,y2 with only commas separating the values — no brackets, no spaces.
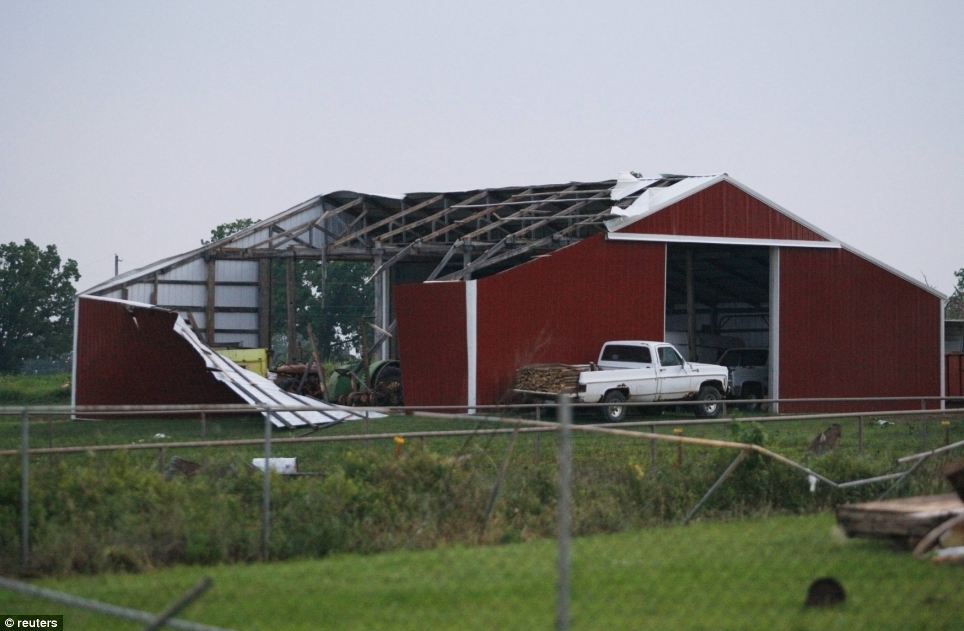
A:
74,297,240,407
475,235,666,404
394,281,468,407
622,181,827,241
780,248,942,412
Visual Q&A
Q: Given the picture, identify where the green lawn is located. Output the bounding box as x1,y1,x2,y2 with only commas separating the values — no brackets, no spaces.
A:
0,513,960,630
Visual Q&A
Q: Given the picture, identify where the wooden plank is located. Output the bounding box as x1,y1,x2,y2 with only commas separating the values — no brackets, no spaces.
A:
409,190,533,244
374,191,489,244
330,193,445,248
258,259,271,350
836,493,964,546
205,258,216,344
285,256,298,362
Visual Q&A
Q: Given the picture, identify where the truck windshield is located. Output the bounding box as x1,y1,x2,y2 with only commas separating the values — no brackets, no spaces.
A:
601,345,652,363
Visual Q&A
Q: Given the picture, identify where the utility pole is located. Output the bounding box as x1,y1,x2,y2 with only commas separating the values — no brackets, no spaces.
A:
114,254,122,276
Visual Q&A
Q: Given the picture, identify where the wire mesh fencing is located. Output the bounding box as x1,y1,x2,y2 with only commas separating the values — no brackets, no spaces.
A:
1,399,963,629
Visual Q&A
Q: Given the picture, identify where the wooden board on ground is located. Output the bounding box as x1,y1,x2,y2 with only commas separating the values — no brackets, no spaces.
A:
836,493,964,548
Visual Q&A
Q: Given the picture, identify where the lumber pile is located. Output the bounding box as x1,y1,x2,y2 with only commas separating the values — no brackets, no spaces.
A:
514,364,589,395
836,494,964,548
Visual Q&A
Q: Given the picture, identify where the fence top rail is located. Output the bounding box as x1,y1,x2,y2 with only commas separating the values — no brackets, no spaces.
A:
0,395,958,417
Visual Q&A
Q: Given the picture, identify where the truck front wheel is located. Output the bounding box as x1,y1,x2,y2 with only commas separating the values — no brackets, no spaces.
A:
695,385,723,418
601,390,627,422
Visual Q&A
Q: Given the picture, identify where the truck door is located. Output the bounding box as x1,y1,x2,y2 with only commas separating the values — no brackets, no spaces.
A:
656,345,691,399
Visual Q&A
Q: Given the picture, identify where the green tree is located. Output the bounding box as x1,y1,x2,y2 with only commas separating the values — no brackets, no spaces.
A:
206,220,372,362
947,268,964,320
0,240,80,372
203,218,259,244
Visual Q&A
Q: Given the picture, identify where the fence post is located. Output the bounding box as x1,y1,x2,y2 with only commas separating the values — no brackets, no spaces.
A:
20,408,29,572
650,424,657,465
262,413,272,561
858,416,864,455
535,405,542,463
556,396,572,631
200,412,207,439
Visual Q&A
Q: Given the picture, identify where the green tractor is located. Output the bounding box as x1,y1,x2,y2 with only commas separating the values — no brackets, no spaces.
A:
326,358,402,407
274,358,402,407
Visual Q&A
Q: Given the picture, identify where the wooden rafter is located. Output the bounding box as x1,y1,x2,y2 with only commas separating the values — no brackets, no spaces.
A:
373,190,489,244
330,193,446,248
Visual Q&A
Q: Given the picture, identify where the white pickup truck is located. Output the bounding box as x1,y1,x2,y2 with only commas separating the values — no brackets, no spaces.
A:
515,340,729,421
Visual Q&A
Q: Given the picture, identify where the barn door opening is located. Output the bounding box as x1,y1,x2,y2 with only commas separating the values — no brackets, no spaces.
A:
664,244,771,368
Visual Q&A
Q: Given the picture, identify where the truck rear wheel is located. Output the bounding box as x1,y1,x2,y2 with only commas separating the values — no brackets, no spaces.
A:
601,390,627,422
695,385,723,418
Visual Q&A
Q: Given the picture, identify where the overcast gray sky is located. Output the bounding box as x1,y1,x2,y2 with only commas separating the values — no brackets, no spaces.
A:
2,0,962,294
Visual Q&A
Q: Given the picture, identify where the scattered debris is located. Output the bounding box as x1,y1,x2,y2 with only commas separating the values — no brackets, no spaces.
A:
164,456,202,480
804,577,846,608
153,433,169,440
251,457,298,475
874,419,894,428
837,494,964,548
808,424,842,455
807,474,818,493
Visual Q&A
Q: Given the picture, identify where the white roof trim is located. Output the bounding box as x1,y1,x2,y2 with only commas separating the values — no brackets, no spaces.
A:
606,233,841,249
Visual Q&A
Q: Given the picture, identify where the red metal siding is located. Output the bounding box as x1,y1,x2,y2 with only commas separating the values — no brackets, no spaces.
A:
780,249,941,412
394,281,467,407
475,235,666,404
621,181,827,241
948,354,964,398
75,298,240,407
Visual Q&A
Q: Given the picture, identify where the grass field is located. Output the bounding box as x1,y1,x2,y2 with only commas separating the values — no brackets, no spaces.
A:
0,512,961,630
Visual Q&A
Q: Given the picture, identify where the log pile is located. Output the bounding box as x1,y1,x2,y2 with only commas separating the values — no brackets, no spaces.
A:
514,364,589,394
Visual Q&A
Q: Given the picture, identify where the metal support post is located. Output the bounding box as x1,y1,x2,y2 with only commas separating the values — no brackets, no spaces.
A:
262,414,272,561
556,396,572,631
20,408,29,571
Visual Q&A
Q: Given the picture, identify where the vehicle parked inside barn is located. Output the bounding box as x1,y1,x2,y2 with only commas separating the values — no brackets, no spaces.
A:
718,347,769,410
514,340,729,421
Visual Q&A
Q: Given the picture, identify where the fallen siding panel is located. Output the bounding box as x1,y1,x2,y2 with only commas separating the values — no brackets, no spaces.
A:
75,296,374,427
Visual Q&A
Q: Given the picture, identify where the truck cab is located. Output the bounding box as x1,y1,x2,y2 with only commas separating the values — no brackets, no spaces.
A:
579,340,729,420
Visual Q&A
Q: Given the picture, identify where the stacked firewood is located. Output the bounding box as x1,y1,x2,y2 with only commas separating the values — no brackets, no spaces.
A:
514,364,589,394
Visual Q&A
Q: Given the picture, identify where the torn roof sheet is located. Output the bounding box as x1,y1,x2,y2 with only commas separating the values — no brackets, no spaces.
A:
172,317,382,428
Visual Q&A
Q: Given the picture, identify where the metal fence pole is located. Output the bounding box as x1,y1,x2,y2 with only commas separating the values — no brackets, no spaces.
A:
20,408,29,571
858,416,864,455
261,414,272,561
556,396,572,631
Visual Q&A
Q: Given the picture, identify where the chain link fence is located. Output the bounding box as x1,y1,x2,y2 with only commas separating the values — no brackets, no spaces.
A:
1,399,962,629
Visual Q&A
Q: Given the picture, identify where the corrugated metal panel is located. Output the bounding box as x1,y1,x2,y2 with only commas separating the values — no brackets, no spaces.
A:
395,282,467,406
230,228,274,249
158,259,205,282
75,297,241,407
127,283,153,304
158,284,205,307
620,181,827,241
215,312,258,331
475,235,666,405
780,248,941,412
76,296,376,426
214,285,258,308
215,260,258,282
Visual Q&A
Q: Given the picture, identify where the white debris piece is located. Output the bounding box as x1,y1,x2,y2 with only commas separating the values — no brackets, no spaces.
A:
252,458,298,474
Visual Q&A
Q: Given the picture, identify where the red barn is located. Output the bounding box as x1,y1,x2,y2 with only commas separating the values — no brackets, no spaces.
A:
394,174,944,412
